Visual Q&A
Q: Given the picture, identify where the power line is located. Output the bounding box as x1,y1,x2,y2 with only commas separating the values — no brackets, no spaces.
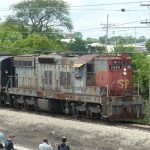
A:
112,11,150,25
77,17,150,33
0,1,148,10
71,9,150,11
111,26,150,28
114,19,148,26
0,8,149,12
0,26,147,34
70,1,150,7
76,26,150,32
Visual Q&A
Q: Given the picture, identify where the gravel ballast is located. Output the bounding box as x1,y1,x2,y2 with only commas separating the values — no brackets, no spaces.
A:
0,108,150,150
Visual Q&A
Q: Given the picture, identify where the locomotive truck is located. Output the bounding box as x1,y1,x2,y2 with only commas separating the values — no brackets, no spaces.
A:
0,54,143,121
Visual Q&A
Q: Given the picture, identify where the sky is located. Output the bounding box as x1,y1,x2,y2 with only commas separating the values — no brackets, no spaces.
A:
1,0,150,39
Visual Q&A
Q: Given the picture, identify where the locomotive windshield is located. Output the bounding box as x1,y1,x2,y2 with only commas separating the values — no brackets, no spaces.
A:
109,59,122,70
109,58,132,71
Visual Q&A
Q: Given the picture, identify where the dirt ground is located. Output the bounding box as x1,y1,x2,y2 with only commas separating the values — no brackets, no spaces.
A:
0,108,150,150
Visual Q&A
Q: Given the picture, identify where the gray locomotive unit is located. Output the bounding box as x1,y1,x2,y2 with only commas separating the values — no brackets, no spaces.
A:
0,54,143,121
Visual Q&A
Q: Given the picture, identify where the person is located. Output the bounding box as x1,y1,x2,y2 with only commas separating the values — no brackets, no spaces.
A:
58,136,70,150
5,134,15,150
39,139,53,150
0,132,5,150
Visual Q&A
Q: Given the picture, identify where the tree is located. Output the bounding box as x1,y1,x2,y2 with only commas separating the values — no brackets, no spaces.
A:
69,37,87,52
10,34,67,54
0,24,24,54
99,36,107,44
74,32,83,39
86,37,98,44
110,36,134,45
145,39,150,52
114,45,136,53
2,17,29,38
137,36,146,43
101,35,146,45
7,0,73,33
0,24,23,42
132,53,149,98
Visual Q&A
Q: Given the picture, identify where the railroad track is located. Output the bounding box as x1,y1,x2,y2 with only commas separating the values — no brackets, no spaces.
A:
0,106,150,132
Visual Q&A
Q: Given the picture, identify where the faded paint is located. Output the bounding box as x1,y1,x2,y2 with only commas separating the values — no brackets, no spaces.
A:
95,70,109,87
6,54,143,121
73,54,98,66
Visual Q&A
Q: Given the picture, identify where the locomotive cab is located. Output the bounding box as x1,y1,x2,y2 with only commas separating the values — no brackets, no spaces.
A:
108,54,133,97
106,54,143,121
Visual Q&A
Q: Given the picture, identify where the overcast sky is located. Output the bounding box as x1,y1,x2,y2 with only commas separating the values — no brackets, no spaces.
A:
1,0,150,39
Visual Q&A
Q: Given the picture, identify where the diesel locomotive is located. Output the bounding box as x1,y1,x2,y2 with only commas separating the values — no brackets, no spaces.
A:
0,54,143,121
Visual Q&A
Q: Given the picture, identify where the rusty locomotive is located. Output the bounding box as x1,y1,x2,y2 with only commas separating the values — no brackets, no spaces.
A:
0,54,144,121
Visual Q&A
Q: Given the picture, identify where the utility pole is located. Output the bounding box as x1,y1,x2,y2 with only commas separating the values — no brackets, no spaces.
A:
102,14,113,53
134,27,137,47
106,14,109,53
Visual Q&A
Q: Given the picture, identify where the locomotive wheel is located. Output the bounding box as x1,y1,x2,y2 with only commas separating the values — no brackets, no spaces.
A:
61,101,71,115
13,99,18,109
76,105,87,118
0,94,7,106
7,95,13,107
25,98,37,111
25,103,37,111
13,97,24,110
86,109,89,118
0,95,3,106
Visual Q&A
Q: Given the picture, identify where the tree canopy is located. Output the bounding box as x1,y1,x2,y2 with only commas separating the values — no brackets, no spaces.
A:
10,34,67,54
7,0,73,33
145,39,150,52
114,45,136,53
68,37,87,52
99,35,147,45
132,53,149,98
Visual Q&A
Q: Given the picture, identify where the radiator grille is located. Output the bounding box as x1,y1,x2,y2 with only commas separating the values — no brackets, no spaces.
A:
60,72,71,87
44,71,52,85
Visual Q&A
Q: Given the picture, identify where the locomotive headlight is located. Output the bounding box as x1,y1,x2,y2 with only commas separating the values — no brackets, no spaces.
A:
123,68,127,71
123,67,127,76
123,71,127,76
